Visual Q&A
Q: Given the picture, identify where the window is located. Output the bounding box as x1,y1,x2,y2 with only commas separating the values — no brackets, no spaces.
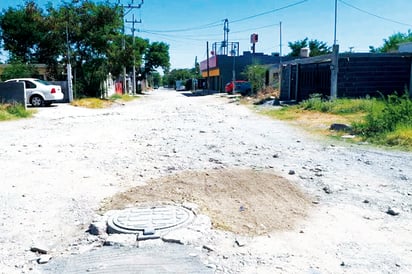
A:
23,81,36,89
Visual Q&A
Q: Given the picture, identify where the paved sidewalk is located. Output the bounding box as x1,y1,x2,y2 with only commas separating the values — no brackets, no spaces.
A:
39,244,213,274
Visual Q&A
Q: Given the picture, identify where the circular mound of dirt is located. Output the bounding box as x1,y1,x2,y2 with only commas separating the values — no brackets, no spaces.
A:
100,168,313,236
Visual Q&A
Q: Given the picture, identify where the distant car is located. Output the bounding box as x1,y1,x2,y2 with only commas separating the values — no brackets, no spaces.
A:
225,80,252,96
5,78,64,107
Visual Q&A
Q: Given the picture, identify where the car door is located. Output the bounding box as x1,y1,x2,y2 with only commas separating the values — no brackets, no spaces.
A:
22,80,36,100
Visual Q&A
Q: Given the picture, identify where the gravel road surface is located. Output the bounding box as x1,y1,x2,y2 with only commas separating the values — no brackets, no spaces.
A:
1,88,411,273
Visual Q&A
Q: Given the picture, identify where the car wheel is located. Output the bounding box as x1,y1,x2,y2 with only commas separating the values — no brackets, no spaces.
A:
30,95,44,107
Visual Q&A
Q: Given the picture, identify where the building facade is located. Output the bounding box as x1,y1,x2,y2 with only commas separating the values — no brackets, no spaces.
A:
200,51,283,92
280,53,412,101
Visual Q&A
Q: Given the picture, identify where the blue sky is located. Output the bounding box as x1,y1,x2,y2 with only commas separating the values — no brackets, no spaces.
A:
1,0,412,69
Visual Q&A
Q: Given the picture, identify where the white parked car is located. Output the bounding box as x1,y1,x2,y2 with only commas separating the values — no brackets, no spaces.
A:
5,78,64,107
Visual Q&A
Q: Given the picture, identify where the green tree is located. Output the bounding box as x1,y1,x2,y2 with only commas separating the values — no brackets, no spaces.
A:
150,71,161,87
288,38,309,57
308,39,331,56
163,68,192,87
0,1,170,97
144,42,170,75
287,38,331,57
369,30,412,53
0,1,45,62
107,35,148,79
244,64,266,94
0,60,38,81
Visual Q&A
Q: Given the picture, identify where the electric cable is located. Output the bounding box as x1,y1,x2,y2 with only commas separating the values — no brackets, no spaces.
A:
231,0,308,24
339,0,412,27
140,0,307,34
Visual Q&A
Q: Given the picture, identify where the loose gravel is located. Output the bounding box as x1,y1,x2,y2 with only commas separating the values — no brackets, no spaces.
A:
0,89,411,274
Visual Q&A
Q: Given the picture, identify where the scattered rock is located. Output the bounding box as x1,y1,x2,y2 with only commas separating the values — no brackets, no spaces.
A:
104,234,138,247
386,207,400,216
30,245,48,255
322,186,332,194
203,245,215,252
330,123,352,133
87,219,107,236
363,200,370,204
235,236,247,247
162,228,203,245
288,170,295,175
37,255,52,264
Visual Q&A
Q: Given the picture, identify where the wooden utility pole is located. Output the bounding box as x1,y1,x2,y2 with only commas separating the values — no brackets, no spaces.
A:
206,41,210,90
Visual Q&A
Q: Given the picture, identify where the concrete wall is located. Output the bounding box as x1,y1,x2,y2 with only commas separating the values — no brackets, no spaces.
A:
280,53,412,101
0,82,26,106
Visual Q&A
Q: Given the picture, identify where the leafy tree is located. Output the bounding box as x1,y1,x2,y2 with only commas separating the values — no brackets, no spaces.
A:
0,60,38,81
244,64,266,94
144,42,170,74
150,71,161,87
369,30,412,53
288,38,309,57
308,39,331,56
0,1,171,97
0,1,45,62
163,68,192,87
287,37,331,57
107,35,148,79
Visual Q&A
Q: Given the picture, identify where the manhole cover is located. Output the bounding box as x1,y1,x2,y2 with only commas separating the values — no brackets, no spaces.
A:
107,205,194,236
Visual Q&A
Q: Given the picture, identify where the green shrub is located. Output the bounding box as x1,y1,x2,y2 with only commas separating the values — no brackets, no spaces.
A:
353,93,412,137
299,94,379,114
6,104,31,118
0,103,33,121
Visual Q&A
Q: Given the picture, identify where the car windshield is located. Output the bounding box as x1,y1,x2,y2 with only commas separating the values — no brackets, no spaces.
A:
33,79,51,85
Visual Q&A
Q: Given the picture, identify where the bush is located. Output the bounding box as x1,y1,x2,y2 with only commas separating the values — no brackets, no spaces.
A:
0,103,33,121
352,93,412,137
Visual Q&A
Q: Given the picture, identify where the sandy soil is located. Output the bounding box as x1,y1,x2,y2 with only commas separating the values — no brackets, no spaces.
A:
100,168,313,235
0,89,411,274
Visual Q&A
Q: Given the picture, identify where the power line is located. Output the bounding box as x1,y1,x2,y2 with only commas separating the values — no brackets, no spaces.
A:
143,20,223,33
231,23,280,35
231,0,308,24
339,0,412,27
141,0,307,34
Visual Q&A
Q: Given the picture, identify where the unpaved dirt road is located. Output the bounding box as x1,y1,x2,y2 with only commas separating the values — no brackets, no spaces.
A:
1,89,411,273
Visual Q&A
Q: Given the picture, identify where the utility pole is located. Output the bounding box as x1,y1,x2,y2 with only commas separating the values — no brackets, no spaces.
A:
206,41,210,91
120,0,143,94
223,19,229,55
126,12,142,95
66,23,73,102
279,21,282,58
330,0,339,100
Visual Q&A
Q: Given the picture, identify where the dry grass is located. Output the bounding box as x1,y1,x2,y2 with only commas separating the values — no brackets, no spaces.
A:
71,98,113,108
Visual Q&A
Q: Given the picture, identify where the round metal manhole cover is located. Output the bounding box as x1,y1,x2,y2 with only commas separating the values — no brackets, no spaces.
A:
107,205,194,235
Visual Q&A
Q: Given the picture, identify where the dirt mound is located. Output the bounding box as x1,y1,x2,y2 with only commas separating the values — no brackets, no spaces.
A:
100,168,313,236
